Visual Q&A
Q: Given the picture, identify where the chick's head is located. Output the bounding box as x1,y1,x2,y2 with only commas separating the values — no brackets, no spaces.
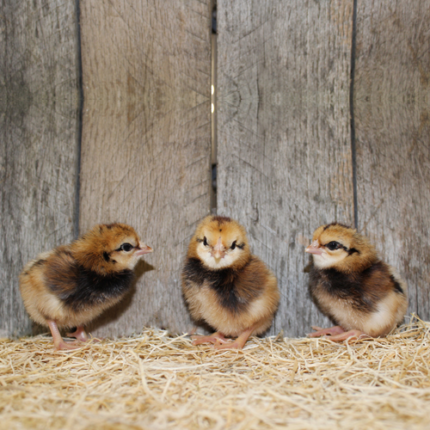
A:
190,216,251,270
73,223,153,273
305,223,377,272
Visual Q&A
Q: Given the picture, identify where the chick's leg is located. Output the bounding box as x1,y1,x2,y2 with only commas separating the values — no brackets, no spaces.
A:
191,332,227,346
308,326,345,337
48,321,82,351
214,326,255,350
66,326,89,342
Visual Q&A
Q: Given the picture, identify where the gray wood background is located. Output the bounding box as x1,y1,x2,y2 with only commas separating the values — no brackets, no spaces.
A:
217,0,355,336
354,0,430,324
0,1,80,337
79,0,212,336
1,0,429,338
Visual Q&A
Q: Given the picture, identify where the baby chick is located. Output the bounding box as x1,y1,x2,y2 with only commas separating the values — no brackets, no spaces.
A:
305,223,408,341
20,223,152,350
182,215,279,350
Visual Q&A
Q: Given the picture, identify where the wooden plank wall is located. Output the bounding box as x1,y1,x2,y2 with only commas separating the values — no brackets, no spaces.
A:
2,0,430,339
217,0,355,337
0,1,80,337
354,0,430,321
79,0,212,336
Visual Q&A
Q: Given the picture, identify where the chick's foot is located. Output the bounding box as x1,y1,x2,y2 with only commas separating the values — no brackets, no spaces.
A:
308,325,345,337
214,326,255,350
327,329,370,342
48,321,84,351
192,332,227,346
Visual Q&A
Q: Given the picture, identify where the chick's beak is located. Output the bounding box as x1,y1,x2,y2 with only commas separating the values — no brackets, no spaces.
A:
305,240,323,256
213,237,225,260
135,242,153,256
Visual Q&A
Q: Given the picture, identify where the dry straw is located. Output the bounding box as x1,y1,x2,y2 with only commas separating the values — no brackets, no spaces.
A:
1,315,429,430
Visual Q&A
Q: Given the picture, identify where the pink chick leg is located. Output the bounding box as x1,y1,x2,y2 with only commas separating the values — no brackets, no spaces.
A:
48,321,83,351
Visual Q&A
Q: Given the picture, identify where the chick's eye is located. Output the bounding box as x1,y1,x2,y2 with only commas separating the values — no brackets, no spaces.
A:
203,237,208,246
326,241,342,251
120,243,134,252
230,240,237,250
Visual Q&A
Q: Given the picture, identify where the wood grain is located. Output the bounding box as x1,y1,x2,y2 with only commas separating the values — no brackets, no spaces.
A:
0,0,80,337
79,0,212,336
217,0,355,337
354,1,430,321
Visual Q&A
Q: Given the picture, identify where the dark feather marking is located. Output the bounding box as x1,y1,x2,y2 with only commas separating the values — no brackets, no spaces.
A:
391,275,404,295
55,249,73,258
211,215,231,224
105,223,120,229
348,248,359,255
323,222,352,231
183,257,261,314
33,259,46,267
309,262,393,314
46,259,134,312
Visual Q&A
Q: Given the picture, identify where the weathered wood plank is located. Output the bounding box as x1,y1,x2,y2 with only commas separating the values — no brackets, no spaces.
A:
217,0,355,337
354,1,430,321
79,0,212,336
0,0,80,337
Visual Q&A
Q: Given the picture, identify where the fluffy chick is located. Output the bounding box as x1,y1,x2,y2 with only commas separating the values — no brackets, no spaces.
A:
305,222,408,341
20,223,153,350
182,215,279,350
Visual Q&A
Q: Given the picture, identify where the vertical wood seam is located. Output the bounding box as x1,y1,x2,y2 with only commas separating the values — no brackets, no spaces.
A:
350,0,358,229
210,1,218,214
74,0,84,240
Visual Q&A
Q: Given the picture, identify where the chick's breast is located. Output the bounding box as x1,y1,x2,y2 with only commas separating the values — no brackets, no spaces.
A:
182,255,279,337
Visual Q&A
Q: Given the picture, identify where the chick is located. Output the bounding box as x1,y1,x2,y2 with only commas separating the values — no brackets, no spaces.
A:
182,215,279,350
305,223,407,341
20,223,153,350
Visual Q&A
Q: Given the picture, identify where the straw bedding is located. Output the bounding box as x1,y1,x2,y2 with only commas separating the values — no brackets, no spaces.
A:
1,315,429,430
